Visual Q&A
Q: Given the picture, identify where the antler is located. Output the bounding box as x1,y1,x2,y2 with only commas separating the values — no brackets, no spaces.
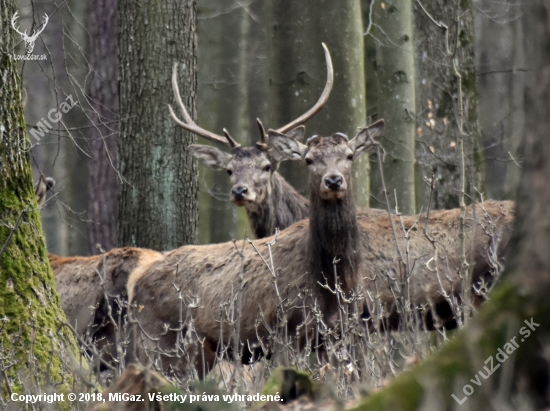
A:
275,43,334,134
27,14,49,42
223,129,240,149
257,118,267,145
11,11,26,37
168,63,232,147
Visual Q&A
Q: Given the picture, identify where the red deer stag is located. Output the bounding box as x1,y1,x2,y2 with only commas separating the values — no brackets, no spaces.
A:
268,129,515,327
170,44,335,239
127,121,385,379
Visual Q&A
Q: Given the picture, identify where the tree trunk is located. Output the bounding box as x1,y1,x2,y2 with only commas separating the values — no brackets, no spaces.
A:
351,2,550,409
266,0,370,207
196,1,250,243
88,0,119,254
118,0,198,250
372,0,417,214
0,0,80,390
413,0,482,210
475,0,524,201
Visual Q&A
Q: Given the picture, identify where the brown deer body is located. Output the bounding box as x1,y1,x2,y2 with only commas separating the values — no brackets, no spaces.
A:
128,122,385,378
50,248,163,365
358,200,513,318
271,130,515,322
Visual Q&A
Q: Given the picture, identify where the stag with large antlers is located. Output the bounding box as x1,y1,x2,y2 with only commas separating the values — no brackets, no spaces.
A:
11,11,49,55
168,42,514,329
170,44,334,239
127,121,385,378
128,121,514,379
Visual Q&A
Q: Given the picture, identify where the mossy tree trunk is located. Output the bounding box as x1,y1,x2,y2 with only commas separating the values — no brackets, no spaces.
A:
372,0,417,214
0,0,80,391
352,3,550,409
413,0,482,211
266,0,370,207
88,0,119,254
118,0,198,251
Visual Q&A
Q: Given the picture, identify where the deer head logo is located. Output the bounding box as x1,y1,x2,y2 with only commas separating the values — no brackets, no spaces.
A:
11,11,49,55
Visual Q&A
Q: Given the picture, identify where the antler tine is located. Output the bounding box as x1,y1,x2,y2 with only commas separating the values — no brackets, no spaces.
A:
168,63,229,146
27,13,49,41
11,11,25,36
223,129,240,149
276,43,334,134
257,118,267,144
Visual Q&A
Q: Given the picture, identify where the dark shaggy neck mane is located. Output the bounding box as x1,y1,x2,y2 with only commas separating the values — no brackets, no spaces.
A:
246,172,310,239
308,186,360,310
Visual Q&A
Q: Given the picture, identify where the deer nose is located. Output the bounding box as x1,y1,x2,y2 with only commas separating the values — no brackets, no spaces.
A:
232,185,248,200
324,175,343,191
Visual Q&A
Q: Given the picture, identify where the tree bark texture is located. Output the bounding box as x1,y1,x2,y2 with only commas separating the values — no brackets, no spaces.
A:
0,0,80,389
373,0,417,214
413,0,482,210
88,0,119,254
350,2,550,409
266,0,371,207
118,0,198,250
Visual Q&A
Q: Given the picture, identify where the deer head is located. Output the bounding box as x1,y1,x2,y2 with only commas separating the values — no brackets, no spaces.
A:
188,126,305,206
169,43,333,208
269,120,385,201
11,11,49,55
35,176,55,207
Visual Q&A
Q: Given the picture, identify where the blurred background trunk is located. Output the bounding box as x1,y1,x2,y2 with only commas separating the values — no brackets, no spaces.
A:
372,0,417,214
475,0,524,201
266,0,370,207
88,0,119,254
24,0,90,256
413,0,483,211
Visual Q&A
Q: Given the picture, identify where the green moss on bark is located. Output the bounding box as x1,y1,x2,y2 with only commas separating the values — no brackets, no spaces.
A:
350,281,547,410
1,0,82,396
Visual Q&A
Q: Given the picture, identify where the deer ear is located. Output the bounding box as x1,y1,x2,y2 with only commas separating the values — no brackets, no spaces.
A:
268,130,308,161
350,119,384,156
189,145,232,170
285,126,306,142
35,176,48,207
267,148,284,165
35,176,54,207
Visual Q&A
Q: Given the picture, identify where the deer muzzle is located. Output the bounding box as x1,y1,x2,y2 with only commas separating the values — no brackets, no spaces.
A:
321,173,347,200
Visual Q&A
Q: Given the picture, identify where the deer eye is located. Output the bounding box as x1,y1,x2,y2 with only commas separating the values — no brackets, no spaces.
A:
227,169,233,176
305,158,313,166
263,164,271,172
347,154,354,161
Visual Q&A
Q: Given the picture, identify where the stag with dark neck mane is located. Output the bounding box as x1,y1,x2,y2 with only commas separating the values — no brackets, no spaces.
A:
169,45,335,239
126,121,385,379
268,129,381,312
